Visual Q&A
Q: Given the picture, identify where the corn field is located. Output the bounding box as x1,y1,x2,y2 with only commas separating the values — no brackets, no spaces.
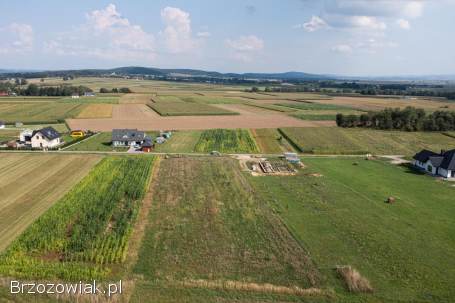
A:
194,129,259,153
0,156,154,280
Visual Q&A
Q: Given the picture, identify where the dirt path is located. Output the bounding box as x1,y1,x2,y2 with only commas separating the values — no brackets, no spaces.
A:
122,157,161,302
67,111,334,131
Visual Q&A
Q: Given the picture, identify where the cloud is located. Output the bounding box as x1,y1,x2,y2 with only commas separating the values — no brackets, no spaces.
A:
331,44,352,53
301,0,424,33
45,4,155,62
0,23,34,54
196,31,211,38
226,35,264,52
297,16,328,32
161,6,196,53
324,0,424,19
396,18,411,30
347,16,386,31
226,35,264,61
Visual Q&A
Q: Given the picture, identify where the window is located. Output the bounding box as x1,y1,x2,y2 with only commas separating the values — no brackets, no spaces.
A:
427,165,433,173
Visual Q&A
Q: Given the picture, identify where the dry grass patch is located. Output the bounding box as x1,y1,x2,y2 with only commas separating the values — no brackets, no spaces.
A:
336,266,373,293
76,104,113,118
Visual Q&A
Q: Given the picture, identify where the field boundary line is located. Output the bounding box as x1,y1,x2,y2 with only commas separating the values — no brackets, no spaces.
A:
175,278,334,298
60,133,100,151
122,156,162,302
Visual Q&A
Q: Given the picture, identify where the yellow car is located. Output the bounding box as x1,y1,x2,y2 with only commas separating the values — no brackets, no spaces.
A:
70,130,85,139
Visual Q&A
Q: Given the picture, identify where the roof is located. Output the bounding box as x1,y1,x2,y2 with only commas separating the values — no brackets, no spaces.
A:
428,156,444,167
413,150,440,163
32,127,61,140
440,149,455,170
142,136,153,147
414,149,455,170
0,121,4,125
112,129,146,142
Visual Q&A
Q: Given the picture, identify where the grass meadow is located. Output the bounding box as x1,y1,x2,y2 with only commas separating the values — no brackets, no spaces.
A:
279,127,455,154
249,158,455,302
132,157,328,302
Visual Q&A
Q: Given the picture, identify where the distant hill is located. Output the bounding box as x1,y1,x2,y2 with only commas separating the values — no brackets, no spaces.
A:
1,66,455,82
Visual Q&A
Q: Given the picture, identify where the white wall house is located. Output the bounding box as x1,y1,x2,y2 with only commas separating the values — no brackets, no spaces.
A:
31,127,62,149
111,129,146,147
413,149,455,179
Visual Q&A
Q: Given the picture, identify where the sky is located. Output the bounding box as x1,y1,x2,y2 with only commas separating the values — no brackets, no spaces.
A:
0,0,454,76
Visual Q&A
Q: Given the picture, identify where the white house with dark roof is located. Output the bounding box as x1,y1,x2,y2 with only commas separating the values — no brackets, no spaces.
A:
111,129,146,147
31,127,62,149
413,149,455,179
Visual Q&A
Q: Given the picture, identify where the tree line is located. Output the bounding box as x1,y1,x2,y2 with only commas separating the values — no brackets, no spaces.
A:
336,107,455,131
0,82,93,96
99,87,132,93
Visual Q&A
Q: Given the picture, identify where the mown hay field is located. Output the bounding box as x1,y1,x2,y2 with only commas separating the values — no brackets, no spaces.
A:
75,103,113,118
0,154,101,252
0,156,155,280
132,157,325,302
194,129,259,153
249,158,455,302
148,101,238,116
279,127,455,155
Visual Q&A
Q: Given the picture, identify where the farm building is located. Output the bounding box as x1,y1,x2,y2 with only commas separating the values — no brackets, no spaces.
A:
0,91,8,97
19,129,33,144
141,136,154,152
112,129,146,147
31,127,62,149
84,92,95,97
413,149,455,179
71,94,80,99
0,121,5,129
15,122,23,127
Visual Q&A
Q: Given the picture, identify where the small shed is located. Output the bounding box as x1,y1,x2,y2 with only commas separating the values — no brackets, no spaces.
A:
15,122,23,128
156,136,166,144
71,94,80,99
0,121,5,129
160,131,172,139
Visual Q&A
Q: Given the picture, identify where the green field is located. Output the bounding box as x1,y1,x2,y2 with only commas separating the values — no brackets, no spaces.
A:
132,157,326,302
0,102,84,123
251,128,295,153
279,127,455,154
194,129,260,153
148,101,238,116
249,158,455,302
0,156,154,280
153,131,202,153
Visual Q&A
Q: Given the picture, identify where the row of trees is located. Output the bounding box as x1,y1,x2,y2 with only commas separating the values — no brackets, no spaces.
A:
99,87,132,93
0,82,92,96
336,107,455,131
19,84,93,96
